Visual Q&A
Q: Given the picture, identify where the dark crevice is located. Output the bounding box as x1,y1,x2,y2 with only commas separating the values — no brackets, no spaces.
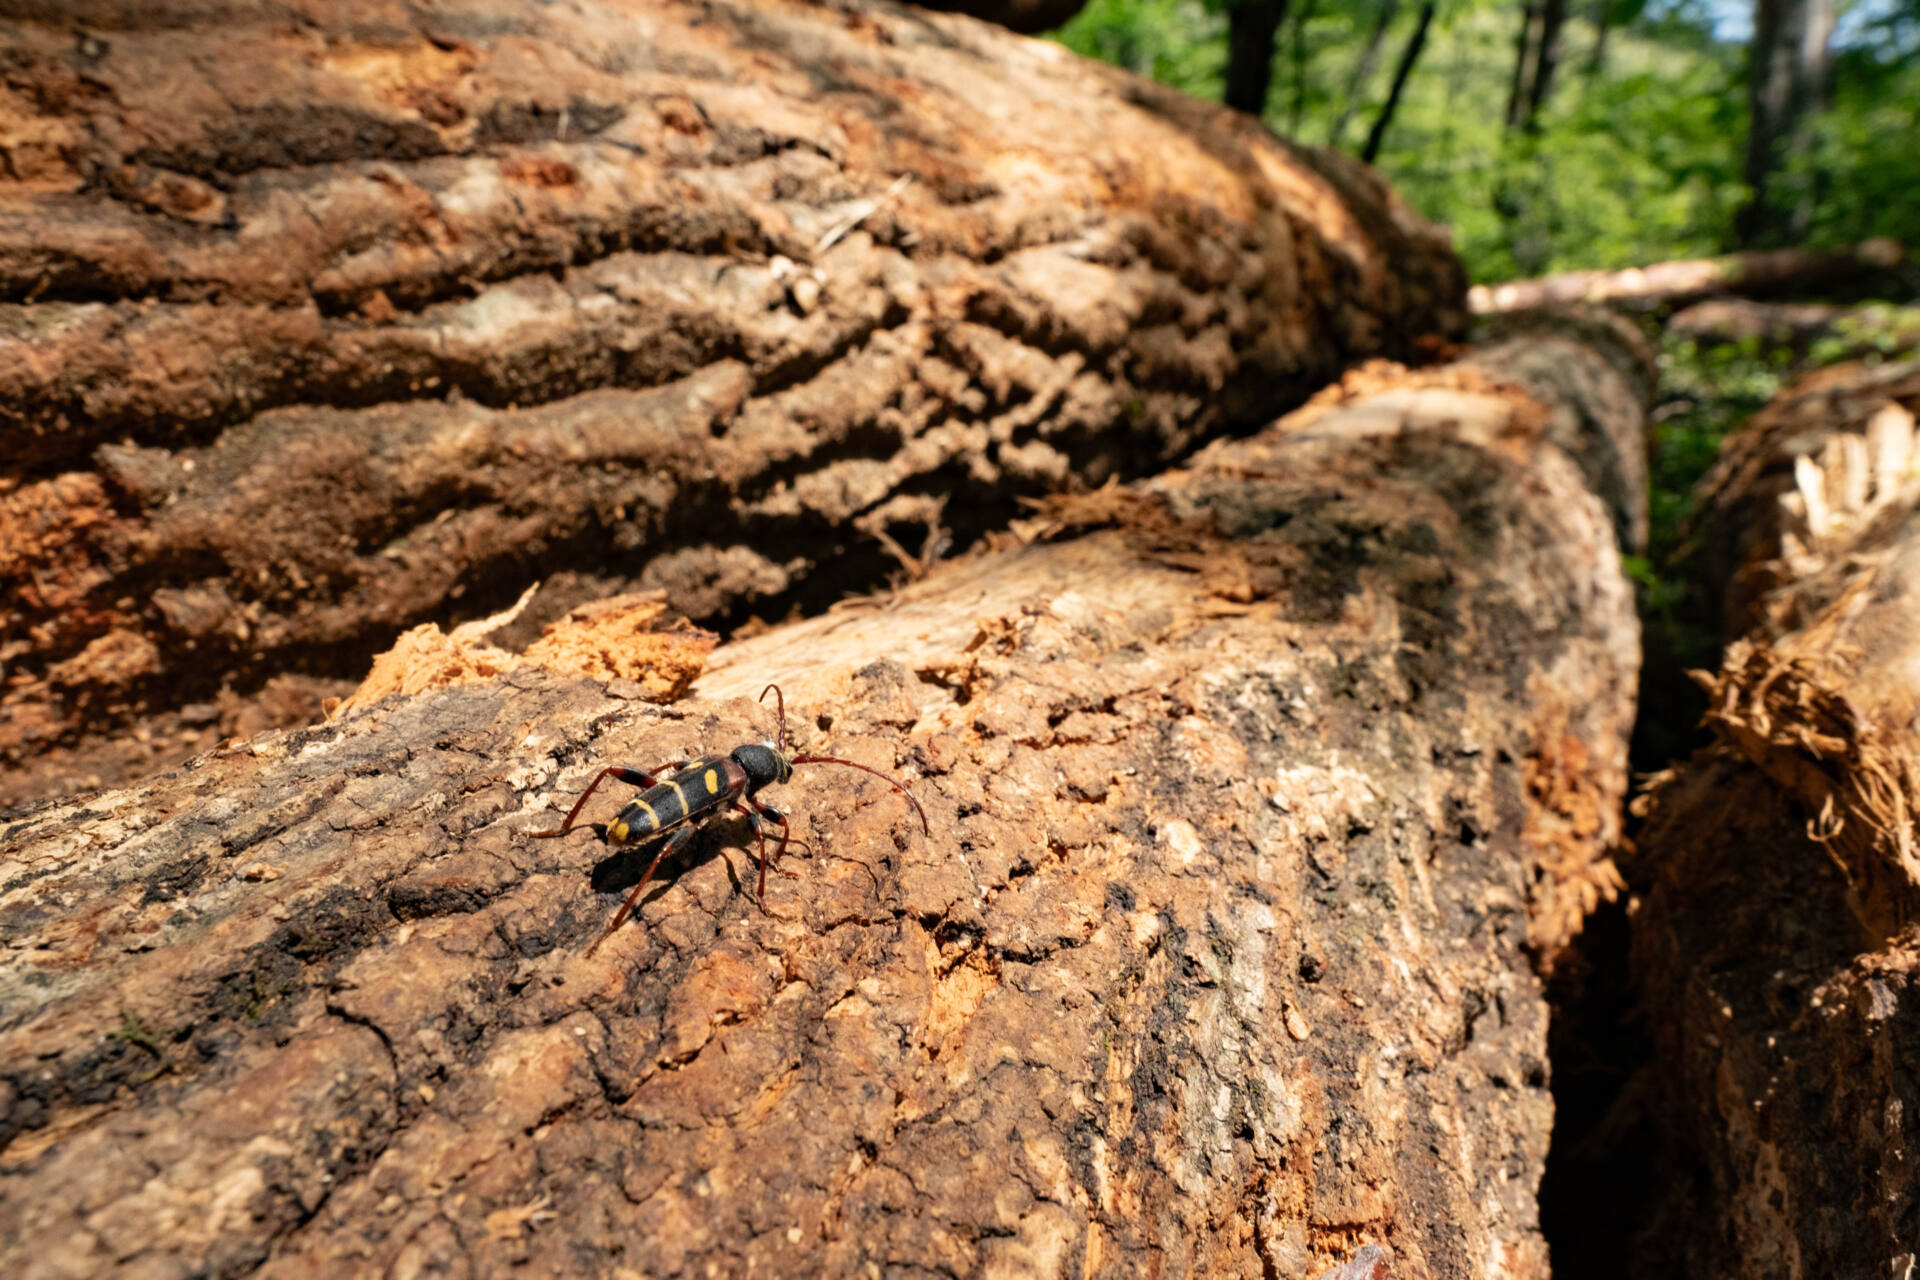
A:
1538,897,1662,1278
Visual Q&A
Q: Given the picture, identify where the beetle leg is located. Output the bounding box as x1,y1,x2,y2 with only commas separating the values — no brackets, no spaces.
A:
586,822,698,957
729,802,771,904
745,799,792,905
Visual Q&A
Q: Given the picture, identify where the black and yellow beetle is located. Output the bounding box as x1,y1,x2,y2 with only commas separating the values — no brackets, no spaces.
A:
532,684,927,954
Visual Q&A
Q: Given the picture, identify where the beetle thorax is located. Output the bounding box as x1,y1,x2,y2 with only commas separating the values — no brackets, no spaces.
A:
731,743,790,792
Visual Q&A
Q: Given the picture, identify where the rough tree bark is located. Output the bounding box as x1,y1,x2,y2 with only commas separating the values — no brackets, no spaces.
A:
0,0,1465,808
1631,361,1920,1277
0,331,1643,1280
1468,237,1907,314
1666,296,1845,348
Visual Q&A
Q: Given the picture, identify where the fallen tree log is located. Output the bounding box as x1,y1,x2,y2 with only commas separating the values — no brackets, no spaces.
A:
1665,297,1842,349
1631,362,1920,1277
1688,359,1920,635
0,333,1641,1279
0,0,1464,806
1468,237,1907,315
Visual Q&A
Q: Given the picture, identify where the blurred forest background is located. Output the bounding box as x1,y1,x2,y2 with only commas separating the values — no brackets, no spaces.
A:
1046,0,1919,768
1049,0,1918,281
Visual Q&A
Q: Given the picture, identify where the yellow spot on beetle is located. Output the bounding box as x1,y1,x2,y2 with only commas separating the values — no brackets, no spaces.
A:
704,768,720,794
610,820,630,842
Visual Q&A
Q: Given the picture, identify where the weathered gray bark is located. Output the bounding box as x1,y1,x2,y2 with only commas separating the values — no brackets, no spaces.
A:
1467,305,1656,554
1631,362,1920,1276
0,0,1466,808
0,335,1642,1280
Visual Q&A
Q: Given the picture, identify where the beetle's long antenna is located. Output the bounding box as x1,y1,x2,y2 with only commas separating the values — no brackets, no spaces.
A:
758,683,787,754
789,754,930,835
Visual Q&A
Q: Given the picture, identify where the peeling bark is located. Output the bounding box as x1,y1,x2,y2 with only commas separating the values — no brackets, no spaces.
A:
0,0,1465,801
0,337,1639,1280
1632,364,1920,1276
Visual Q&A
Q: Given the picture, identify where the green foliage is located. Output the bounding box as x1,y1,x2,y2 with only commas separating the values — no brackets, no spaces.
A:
1371,15,1748,280
1650,336,1787,553
1050,0,1226,99
1049,0,1920,283
1627,331,1794,765
1798,47,1920,249
1807,303,1920,364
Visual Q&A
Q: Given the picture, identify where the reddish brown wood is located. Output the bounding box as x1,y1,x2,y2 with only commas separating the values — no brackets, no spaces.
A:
1632,361,1920,1277
0,0,1467,807
0,334,1643,1279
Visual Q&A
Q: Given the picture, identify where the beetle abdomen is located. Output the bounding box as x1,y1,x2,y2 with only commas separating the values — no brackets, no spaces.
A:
607,755,746,843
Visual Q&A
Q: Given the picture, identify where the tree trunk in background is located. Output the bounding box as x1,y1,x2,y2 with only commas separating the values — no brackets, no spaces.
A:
1586,0,1613,74
1506,0,1544,129
1632,361,1920,1276
915,0,1091,33
1362,1,1438,165
0,0,1467,810
1224,0,1291,116
1521,0,1568,130
1327,0,1400,150
1503,0,1566,137
1736,0,1837,247
1469,237,1908,313
1496,0,1567,277
0,329,1644,1280
1288,0,1323,136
